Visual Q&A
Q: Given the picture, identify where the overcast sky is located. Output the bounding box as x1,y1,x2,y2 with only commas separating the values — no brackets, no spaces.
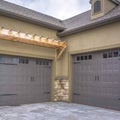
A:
5,0,91,20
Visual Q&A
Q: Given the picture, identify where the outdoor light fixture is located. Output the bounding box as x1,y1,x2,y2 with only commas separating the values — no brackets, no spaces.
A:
0,26,67,59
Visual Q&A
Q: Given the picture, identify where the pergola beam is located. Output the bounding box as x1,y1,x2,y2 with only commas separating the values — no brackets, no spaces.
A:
0,26,67,60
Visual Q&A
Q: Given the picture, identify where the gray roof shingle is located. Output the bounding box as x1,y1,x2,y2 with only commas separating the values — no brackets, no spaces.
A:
0,0,120,36
58,5,120,36
0,0,65,30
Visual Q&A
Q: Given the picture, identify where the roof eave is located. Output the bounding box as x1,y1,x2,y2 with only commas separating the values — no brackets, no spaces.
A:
57,15,120,37
0,9,65,31
111,0,120,5
90,0,120,5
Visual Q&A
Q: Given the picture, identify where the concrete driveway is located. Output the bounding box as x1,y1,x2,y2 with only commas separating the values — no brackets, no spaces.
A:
0,102,120,120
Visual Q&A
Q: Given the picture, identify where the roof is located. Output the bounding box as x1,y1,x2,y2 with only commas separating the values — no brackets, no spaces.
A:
0,0,120,36
90,0,120,5
111,0,120,4
58,5,120,36
0,0,65,30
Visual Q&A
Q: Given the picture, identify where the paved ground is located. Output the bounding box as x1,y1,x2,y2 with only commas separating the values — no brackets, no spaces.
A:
0,102,120,120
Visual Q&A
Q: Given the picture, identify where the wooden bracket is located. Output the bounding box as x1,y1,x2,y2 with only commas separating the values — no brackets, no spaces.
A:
0,26,67,60
55,42,67,60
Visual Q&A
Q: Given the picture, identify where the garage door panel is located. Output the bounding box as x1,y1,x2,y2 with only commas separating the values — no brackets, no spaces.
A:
80,96,88,104
98,97,119,109
0,85,17,95
72,49,120,110
0,77,16,85
0,95,18,106
0,55,52,106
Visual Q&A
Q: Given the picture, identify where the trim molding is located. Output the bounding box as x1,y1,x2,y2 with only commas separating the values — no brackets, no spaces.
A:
69,43,120,55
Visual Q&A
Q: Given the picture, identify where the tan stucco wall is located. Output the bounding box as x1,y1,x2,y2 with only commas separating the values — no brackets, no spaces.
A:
0,14,120,102
0,15,58,60
0,39,55,59
0,15,58,39
104,0,116,15
59,21,120,101
91,0,104,19
0,15,60,59
91,0,116,19
0,15,59,101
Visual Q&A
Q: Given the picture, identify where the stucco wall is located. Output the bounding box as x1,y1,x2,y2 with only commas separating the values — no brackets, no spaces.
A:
59,21,120,101
91,0,116,19
0,15,58,39
0,15,59,59
104,0,116,15
91,0,104,19
0,15,59,101
1,15,120,102
0,39,55,59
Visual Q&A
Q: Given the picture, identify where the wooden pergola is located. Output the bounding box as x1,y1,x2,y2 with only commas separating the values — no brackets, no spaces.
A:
0,27,67,60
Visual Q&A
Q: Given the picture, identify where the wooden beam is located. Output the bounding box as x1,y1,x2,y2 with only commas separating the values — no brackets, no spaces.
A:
0,26,67,60
55,45,67,60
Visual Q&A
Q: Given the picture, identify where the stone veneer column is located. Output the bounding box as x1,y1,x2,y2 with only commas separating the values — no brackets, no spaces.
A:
53,76,69,102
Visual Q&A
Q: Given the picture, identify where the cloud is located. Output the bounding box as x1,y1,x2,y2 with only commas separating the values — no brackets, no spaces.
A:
4,0,91,20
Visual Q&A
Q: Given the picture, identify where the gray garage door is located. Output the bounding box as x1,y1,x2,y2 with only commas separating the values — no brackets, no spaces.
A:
72,49,120,110
0,55,52,106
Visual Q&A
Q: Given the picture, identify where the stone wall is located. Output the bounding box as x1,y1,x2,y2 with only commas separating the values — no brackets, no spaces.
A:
54,77,69,102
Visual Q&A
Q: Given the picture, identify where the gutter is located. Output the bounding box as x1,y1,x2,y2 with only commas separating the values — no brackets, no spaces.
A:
0,9,65,31
111,0,120,5
57,15,120,37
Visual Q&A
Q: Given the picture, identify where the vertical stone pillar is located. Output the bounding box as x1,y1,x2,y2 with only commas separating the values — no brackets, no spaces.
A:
54,76,69,102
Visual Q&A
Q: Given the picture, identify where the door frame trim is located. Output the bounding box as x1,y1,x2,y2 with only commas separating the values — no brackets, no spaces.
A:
68,44,120,102
0,54,54,103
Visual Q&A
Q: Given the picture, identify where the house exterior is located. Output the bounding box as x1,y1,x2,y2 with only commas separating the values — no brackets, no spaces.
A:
0,0,120,110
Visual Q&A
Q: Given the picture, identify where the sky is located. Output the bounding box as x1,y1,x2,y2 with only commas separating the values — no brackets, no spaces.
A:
5,0,91,20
